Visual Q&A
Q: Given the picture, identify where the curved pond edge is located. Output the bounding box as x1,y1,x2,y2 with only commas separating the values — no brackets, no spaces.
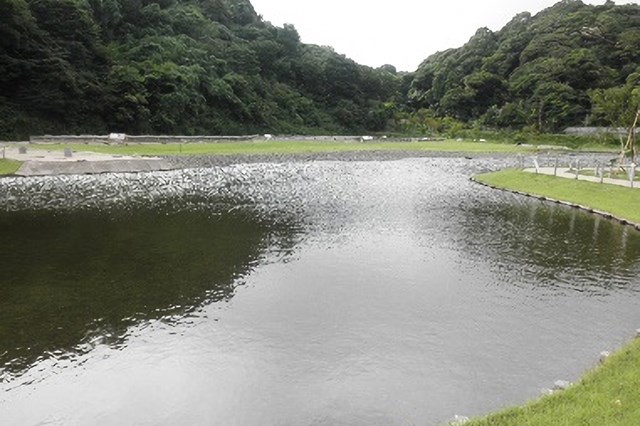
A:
470,176,640,232
463,174,640,426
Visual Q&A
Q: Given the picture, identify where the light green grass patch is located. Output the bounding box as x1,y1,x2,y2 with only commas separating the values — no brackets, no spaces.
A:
0,159,21,175
475,169,640,224
28,140,530,156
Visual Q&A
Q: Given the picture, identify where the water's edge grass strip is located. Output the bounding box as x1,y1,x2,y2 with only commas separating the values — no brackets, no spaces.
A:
467,169,640,426
474,169,640,226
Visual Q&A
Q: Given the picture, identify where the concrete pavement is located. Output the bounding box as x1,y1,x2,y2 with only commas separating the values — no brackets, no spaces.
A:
524,167,640,189
1,145,175,176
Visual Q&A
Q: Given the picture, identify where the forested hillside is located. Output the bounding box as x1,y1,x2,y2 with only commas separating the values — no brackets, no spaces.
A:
407,0,640,133
1,0,639,139
0,0,403,138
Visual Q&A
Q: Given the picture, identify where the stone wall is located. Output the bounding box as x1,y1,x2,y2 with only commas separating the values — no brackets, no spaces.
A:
29,135,110,144
29,134,262,144
28,134,437,144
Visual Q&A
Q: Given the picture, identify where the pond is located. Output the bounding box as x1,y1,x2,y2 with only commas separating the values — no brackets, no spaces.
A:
1,157,640,425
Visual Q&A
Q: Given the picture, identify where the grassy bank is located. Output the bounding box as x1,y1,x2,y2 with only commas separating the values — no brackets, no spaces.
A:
475,169,640,224
465,338,640,426
469,169,640,426
0,159,21,175
26,140,530,156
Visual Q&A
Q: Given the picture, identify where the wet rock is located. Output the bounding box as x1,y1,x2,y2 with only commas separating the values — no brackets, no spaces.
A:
553,380,572,391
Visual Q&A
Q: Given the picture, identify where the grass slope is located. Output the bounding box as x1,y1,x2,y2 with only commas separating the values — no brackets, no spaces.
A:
0,159,21,175
475,169,640,224
470,169,640,426
466,339,640,426
28,140,528,156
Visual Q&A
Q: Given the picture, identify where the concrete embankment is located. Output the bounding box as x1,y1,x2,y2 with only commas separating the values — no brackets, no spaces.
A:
2,146,175,177
15,159,175,176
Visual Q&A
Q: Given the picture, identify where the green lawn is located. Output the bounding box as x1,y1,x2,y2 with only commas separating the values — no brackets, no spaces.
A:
475,169,640,224
469,169,640,426
27,139,530,156
0,158,21,175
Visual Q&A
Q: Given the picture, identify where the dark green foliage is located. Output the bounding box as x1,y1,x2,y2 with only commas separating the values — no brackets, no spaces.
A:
0,0,402,138
1,0,638,138
589,69,640,128
408,0,640,132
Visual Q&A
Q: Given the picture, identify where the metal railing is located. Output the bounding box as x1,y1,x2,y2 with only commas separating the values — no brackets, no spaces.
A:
516,154,638,188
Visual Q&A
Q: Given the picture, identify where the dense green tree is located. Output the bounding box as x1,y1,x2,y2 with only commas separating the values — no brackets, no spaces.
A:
1,0,638,138
589,73,640,129
0,0,404,138
532,81,586,132
408,0,640,132
464,71,508,112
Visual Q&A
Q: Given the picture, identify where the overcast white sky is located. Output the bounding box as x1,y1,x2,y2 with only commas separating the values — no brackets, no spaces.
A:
249,0,637,71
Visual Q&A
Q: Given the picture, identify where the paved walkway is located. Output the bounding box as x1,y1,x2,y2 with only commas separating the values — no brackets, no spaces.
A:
2,146,143,162
1,145,174,176
524,167,640,189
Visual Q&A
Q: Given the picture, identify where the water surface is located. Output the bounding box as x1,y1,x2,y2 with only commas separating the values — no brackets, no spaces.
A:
1,157,640,425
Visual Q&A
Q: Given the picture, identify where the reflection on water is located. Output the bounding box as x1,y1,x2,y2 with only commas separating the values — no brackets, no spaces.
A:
458,199,640,295
0,202,298,382
1,158,640,426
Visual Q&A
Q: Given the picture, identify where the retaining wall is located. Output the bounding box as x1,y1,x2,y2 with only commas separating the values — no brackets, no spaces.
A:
28,134,429,144
15,159,175,177
29,134,262,144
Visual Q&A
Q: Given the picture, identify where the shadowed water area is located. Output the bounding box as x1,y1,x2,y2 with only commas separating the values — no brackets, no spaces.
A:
1,157,640,425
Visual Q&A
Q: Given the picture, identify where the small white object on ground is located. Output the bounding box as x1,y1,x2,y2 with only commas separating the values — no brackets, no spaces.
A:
449,415,470,425
108,133,126,141
600,351,611,363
